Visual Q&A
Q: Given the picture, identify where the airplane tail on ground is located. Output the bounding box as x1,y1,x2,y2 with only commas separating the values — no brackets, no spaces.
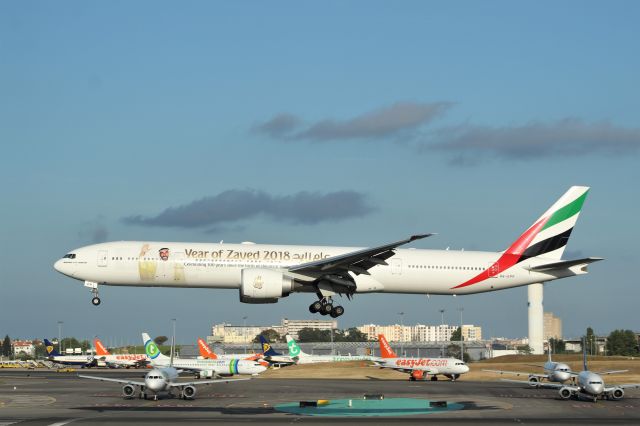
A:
93,338,110,356
285,335,308,358
43,339,61,357
141,333,169,363
259,335,282,357
378,334,398,358
454,186,595,289
197,338,218,359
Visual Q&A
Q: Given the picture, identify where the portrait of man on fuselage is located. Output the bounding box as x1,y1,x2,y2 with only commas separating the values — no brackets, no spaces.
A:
159,248,170,261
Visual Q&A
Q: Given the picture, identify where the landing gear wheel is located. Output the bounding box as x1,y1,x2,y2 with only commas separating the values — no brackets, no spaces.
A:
91,297,101,306
309,301,322,313
330,305,344,318
321,303,333,315
431,375,438,381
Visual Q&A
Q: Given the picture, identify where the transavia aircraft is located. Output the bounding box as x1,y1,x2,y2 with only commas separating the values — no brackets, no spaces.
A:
374,334,469,381
483,348,572,386
54,187,601,318
79,337,249,400
285,335,375,364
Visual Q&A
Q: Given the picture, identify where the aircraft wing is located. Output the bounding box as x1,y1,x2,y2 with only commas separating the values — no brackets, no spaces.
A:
595,370,628,375
78,374,145,387
377,364,432,374
483,369,548,379
168,378,251,387
500,379,574,390
607,383,640,390
287,234,433,291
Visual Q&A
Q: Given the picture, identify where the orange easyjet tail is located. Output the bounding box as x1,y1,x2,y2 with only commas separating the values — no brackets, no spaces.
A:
93,338,111,356
197,338,218,359
378,334,397,358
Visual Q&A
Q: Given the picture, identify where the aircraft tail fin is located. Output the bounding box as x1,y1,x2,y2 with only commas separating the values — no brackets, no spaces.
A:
44,338,60,357
285,335,307,358
141,332,169,363
197,338,217,359
378,334,398,358
259,335,282,357
93,338,110,356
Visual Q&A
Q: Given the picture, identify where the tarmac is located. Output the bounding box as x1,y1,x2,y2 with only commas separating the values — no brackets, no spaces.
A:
1,369,639,425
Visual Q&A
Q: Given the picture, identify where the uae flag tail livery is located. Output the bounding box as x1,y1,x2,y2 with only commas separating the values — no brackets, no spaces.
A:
453,186,593,289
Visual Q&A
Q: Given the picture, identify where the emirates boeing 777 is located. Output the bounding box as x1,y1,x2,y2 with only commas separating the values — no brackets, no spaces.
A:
54,186,601,318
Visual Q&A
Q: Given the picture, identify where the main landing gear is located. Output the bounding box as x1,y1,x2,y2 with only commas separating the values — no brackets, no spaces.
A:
308,297,344,318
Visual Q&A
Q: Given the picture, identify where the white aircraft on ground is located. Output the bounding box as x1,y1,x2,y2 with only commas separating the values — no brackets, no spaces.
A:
197,338,266,366
43,339,95,368
79,337,248,400
502,340,640,402
285,335,374,364
54,187,601,318
142,333,266,378
483,348,572,386
92,338,147,368
374,334,469,381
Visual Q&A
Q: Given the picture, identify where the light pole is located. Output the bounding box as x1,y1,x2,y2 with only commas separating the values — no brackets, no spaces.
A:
242,316,248,353
398,312,404,356
439,309,445,357
171,318,176,359
458,307,464,360
57,321,63,354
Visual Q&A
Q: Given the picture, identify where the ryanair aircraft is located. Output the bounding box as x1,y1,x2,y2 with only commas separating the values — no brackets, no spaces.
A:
54,187,600,318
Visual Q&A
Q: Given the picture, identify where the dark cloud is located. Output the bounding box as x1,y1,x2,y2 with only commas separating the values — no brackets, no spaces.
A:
427,118,640,163
78,217,109,243
122,189,374,228
251,113,301,138
254,101,452,142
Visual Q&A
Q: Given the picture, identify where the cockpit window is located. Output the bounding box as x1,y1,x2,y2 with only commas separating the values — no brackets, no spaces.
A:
589,381,602,384
63,254,76,259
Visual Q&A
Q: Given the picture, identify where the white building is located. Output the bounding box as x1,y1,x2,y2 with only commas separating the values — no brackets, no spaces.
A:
12,340,35,357
358,324,482,342
208,318,338,344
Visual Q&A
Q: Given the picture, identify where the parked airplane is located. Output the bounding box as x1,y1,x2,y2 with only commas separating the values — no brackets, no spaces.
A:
54,187,601,318
197,338,265,366
285,335,373,364
258,335,296,366
374,334,468,381
502,340,640,401
142,333,266,378
79,337,248,400
43,339,95,368
92,338,147,368
483,348,572,386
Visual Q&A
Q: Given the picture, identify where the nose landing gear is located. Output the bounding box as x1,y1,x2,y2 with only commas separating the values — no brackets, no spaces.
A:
85,281,101,306
308,297,344,318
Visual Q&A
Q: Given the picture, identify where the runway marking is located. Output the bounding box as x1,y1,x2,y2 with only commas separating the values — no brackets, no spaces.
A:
48,419,77,426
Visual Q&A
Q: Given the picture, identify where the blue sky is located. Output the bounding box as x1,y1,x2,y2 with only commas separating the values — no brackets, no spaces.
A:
1,1,639,345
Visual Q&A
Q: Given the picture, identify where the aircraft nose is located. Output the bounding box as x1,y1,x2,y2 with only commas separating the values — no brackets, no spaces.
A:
54,258,75,277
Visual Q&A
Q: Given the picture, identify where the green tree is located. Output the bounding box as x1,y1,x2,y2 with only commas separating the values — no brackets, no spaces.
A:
446,344,470,362
341,328,369,342
517,345,532,355
253,329,282,343
584,327,597,355
154,336,169,345
548,338,566,354
2,335,11,357
606,330,640,356
450,327,462,342
297,328,331,342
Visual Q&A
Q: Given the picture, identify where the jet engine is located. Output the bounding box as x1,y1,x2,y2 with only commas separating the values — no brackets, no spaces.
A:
611,387,624,400
559,387,572,400
122,384,136,398
239,269,292,304
410,370,424,381
182,385,196,400
528,376,540,387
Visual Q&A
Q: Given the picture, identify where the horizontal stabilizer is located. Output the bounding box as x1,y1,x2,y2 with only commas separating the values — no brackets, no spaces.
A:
526,257,603,272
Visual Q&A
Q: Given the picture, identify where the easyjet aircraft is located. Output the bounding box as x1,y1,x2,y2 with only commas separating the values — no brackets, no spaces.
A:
54,187,600,317
93,338,148,368
197,338,267,366
375,334,468,381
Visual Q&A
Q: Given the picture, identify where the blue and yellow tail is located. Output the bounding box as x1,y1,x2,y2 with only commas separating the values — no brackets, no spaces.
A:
43,338,60,357
259,335,281,357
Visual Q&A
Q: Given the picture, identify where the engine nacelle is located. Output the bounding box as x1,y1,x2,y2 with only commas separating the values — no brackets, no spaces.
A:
410,370,424,381
122,384,136,398
528,376,540,387
183,385,196,400
559,387,572,400
239,269,292,304
611,387,624,400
